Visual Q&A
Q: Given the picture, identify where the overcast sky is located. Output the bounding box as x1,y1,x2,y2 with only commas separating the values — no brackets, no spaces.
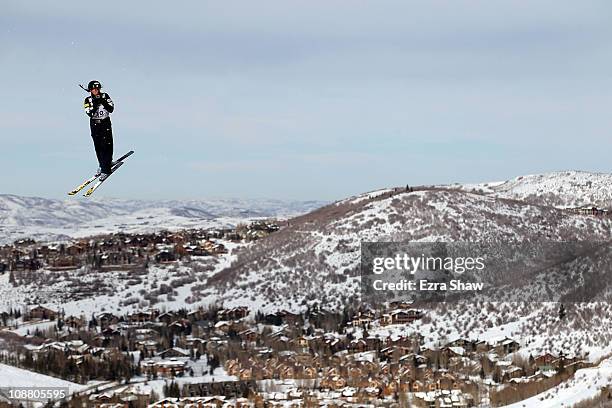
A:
1,1,611,201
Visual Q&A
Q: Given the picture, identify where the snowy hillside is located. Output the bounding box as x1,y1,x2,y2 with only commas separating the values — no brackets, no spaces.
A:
0,194,326,244
207,187,612,312
501,356,612,407
9,183,611,318
4,172,612,376
0,362,86,390
449,170,612,208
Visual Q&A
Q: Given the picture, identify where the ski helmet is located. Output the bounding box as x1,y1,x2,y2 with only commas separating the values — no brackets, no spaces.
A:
87,80,102,91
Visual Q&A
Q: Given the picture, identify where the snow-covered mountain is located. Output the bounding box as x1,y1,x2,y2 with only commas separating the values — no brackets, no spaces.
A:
449,170,612,208
207,186,612,312
0,194,326,244
3,171,612,366
192,177,612,366
4,172,612,407
5,171,612,313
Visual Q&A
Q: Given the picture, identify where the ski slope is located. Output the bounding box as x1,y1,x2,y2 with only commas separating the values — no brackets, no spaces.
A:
501,357,612,407
0,363,86,390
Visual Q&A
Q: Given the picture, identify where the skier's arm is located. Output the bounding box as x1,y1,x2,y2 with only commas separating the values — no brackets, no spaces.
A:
101,93,115,113
84,97,96,118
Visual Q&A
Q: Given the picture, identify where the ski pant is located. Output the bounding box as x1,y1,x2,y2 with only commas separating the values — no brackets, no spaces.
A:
90,118,114,174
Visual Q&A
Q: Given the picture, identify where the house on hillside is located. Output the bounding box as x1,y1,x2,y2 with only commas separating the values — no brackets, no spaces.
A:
217,306,249,320
534,352,557,369
97,312,120,328
157,347,190,359
28,305,58,320
381,309,423,325
154,250,176,263
569,206,609,216
141,359,188,378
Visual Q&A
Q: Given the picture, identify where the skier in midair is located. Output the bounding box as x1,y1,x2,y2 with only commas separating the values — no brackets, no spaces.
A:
83,80,114,179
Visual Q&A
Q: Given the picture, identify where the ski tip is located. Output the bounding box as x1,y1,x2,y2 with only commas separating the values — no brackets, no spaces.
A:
84,186,97,197
113,150,135,164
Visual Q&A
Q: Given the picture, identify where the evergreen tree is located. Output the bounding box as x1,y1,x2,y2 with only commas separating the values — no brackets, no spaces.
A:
559,351,566,373
208,354,220,374
558,304,566,320
164,381,180,398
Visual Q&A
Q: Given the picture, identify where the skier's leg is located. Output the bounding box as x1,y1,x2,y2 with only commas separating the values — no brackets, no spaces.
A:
100,123,114,174
90,124,104,170
107,125,114,166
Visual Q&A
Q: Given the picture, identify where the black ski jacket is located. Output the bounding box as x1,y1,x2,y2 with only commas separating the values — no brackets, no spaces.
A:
84,93,114,120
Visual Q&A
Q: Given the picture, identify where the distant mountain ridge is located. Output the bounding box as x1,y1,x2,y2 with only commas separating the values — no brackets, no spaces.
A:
0,194,326,226
0,194,327,244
